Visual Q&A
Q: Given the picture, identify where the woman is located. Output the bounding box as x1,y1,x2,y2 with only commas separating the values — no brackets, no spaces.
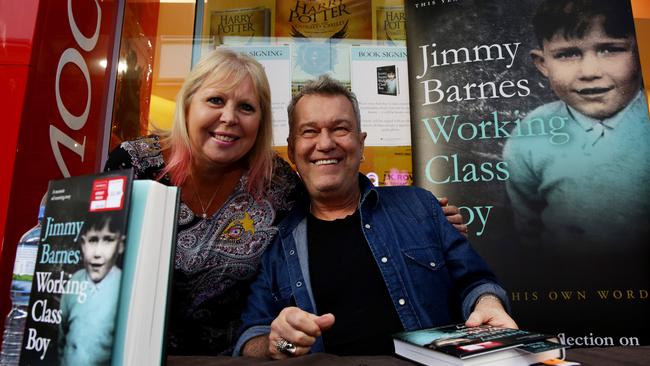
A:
106,49,298,355
105,49,466,355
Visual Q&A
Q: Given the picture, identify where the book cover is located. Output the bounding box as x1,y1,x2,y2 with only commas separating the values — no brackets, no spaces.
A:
377,64,399,96
275,0,372,39
405,0,650,344
210,7,271,45
373,2,405,41
394,324,551,359
393,324,564,366
20,170,133,365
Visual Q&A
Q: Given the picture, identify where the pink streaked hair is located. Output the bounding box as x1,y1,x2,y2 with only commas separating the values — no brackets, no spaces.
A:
157,48,274,196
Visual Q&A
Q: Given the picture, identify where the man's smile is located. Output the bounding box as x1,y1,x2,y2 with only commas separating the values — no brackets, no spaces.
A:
313,159,340,166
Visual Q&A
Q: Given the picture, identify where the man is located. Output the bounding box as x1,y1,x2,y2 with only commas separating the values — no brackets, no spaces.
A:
58,215,124,365
236,75,516,359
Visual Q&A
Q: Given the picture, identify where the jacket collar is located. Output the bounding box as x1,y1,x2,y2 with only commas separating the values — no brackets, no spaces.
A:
279,173,380,233
358,173,379,208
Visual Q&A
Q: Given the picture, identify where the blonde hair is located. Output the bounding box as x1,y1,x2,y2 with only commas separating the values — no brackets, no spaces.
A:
159,48,273,195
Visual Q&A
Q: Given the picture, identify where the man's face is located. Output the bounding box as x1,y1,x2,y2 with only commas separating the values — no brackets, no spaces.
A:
288,94,366,201
81,222,123,283
531,19,641,119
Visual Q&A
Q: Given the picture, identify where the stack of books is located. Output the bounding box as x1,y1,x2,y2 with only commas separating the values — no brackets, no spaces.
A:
393,324,567,366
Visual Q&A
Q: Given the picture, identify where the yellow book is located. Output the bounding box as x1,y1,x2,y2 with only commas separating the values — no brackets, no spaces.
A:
275,0,371,39
210,7,271,45
374,4,405,41
371,0,404,40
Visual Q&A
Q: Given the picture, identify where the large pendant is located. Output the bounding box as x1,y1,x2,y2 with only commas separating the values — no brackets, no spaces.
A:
202,213,207,219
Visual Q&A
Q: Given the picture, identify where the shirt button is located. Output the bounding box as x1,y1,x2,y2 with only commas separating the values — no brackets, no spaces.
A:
398,298,406,306
429,262,436,267
289,250,295,255
296,281,302,287
365,224,371,229
381,257,388,263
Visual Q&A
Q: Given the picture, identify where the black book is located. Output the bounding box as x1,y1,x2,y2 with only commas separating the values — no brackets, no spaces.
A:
377,65,399,95
19,170,180,366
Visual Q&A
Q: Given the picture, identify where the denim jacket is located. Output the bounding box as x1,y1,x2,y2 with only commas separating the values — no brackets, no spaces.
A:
234,175,508,355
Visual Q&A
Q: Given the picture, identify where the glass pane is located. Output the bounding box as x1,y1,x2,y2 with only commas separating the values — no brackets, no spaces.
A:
198,0,412,186
110,0,196,151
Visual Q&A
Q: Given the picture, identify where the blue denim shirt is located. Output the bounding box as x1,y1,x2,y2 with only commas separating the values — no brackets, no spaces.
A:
234,174,508,355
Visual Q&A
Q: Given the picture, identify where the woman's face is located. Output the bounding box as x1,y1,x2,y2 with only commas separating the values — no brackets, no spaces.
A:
187,75,262,169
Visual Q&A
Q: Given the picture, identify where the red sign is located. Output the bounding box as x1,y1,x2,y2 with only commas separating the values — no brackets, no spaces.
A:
1,0,120,321
89,176,127,212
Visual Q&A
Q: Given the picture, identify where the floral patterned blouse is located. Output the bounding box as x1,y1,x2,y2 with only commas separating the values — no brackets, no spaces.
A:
104,135,298,355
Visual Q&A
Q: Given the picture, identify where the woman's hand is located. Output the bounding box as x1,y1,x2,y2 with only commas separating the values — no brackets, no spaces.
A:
438,197,468,236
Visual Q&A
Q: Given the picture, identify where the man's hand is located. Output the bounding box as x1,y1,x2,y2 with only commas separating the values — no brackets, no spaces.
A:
438,197,468,236
245,307,335,359
465,294,518,329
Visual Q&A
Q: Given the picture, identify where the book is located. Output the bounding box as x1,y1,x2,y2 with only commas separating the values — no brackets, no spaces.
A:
18,171,179,365
373,3,405,41
275,0,372,39
210,7,271,45
393,324,566,366
377,64,399,96
110,179,180,366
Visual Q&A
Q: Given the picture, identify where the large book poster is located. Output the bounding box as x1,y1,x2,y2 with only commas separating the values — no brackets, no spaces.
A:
20,171,133,365
405,0,650,345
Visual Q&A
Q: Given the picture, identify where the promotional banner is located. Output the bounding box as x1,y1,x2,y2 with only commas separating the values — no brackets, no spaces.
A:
405,0,650,345
350,45,413,185
20,172,132,365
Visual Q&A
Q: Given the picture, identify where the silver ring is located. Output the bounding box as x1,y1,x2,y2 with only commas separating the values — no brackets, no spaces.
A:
275,338,297,355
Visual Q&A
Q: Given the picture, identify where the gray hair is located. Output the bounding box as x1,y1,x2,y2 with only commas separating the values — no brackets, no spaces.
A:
287,75,362,140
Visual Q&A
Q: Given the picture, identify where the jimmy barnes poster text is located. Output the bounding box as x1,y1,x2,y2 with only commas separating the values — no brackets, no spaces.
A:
405,0,649,345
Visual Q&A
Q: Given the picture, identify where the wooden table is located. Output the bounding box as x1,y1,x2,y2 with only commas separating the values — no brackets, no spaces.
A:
168,346,650,365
